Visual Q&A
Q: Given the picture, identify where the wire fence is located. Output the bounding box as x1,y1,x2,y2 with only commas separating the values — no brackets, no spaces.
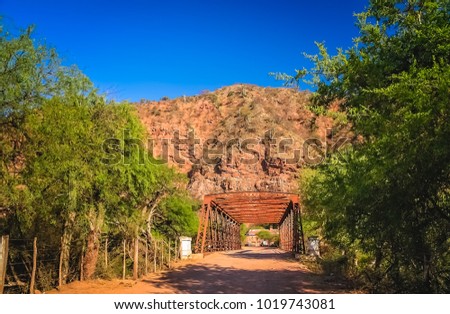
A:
0,234,182,294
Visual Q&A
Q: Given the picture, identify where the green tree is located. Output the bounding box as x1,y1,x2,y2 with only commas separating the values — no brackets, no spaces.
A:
240,224,250,243
1,24,199,284
256,230,272,241
294,0,450,292
153,193,199,238
0,24,60,229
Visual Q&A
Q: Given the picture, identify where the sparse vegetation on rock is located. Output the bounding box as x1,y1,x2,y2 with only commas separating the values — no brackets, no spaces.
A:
136,84,350,199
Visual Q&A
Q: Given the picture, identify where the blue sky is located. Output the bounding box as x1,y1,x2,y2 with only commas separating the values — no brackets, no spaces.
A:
1,0,366,101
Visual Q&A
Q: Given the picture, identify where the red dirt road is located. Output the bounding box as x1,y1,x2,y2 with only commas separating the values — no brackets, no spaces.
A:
52,247,351,294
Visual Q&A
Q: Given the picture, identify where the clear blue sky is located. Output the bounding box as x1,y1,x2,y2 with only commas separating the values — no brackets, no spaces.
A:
1,0,366,101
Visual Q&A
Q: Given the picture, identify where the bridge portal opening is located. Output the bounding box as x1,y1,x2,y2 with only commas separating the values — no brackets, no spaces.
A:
195,192,305,254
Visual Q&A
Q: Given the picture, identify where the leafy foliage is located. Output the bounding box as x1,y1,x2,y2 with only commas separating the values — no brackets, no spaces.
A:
295,0,450,292
0,24,198,282
256,230,279,245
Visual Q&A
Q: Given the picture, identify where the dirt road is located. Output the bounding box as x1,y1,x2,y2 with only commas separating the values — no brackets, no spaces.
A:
53,247,351,294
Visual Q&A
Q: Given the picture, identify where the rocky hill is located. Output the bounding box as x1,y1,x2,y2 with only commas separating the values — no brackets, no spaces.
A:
136,84,348,199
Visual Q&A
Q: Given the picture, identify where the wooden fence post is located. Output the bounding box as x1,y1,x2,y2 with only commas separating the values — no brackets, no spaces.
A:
58,237,63,288
153,241,157,273
133,238,139,280
122,239,126,280
104,237,108,268
174,239,178,261
160,240,163,271
145,241,148,274
0,235,10,294
80,245,84,281
30,237,37,294
168,239,171,268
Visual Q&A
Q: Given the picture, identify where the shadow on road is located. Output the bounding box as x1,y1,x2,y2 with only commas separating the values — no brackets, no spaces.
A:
225,248,294,261
142,263,348,294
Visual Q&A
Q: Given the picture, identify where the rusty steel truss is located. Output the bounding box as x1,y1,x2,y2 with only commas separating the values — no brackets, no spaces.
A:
195,192,305,255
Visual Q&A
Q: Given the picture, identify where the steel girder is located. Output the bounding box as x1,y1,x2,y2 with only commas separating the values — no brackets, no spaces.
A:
195,192,305,255
279,200,305,254
195,196,241,254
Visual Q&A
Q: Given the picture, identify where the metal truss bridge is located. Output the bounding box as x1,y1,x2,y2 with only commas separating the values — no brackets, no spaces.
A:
194,192,305,254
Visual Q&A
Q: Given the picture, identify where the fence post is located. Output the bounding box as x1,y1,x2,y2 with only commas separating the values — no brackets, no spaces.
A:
104,237,108,268
168,239,171,268
133,238,139,280
122,239,126,280
160,240,163,271
0,235,10,294
58,237,63,288
145,241,148,274
153,241,157,273
80,245,84,281
30,237,37,294
174,239,178,261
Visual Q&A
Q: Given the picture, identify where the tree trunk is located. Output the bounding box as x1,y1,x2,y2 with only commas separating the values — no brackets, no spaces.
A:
133,238,139,280
61,173,77,284
60,212,75,284
143,192,166,241
82,205,104,280
374,248,383,270
83,229,100,280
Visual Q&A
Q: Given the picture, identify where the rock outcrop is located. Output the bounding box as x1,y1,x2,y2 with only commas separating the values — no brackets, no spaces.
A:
136,84,348,199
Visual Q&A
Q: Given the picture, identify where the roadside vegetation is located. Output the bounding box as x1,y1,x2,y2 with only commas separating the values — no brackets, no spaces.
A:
288,0,450,293
0,24,198,288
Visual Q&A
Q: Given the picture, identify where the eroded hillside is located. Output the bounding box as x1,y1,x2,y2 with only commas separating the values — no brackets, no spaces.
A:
136,84,348,199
